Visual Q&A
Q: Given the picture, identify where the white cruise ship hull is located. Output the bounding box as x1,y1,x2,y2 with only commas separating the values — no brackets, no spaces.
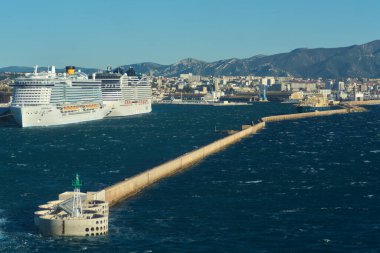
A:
11,105,106,127
104,100,152,117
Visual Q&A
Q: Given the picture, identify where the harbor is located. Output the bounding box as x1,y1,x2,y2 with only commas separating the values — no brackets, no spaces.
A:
1,102,379,251
33,103,372,236
1,0,380,251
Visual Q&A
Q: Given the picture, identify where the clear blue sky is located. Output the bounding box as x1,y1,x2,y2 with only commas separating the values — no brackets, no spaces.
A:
0,0,379,68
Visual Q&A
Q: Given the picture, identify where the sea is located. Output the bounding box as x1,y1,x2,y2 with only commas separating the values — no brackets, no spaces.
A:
0,103,379,252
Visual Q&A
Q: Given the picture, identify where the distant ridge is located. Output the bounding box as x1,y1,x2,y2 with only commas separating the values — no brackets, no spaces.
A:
124,40,380,78
2,40,380,78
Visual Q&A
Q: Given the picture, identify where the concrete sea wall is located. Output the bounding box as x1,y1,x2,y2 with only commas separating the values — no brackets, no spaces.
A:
343,100,380,106
104,122,266,206
103,107,367,206
261,109,349,123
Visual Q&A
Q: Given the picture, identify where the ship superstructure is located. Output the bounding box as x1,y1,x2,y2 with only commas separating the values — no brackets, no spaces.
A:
11,66,106,127
95,67,152,117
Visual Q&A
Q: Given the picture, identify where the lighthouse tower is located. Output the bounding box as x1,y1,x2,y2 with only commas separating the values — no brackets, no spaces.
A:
72,173,83,217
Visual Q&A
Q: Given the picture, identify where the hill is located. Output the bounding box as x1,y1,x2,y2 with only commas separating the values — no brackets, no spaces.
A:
2,40,380,78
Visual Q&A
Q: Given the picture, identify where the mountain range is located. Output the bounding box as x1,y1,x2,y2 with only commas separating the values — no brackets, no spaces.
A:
1,40,380,78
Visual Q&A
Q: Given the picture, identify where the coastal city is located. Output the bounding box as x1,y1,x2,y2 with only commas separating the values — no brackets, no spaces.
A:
1,68,380,110
150,73,380,102
1,64,380,127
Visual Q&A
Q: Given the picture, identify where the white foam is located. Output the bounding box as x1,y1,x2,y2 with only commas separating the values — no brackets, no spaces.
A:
297,151,318,154
245,180,262,184
281,208,302,213
101,170,120,175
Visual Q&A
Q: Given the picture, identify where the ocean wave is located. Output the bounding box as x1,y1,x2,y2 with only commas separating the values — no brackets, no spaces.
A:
280,208,303,213
245,180,263,184
296,151,318,154
100,170,120,175
0,213,7,241
350,181,368,186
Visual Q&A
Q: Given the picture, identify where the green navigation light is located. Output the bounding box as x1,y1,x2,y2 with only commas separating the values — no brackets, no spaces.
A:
72,173,82,189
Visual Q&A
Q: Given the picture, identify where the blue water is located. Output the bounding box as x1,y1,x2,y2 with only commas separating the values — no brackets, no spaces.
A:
0,103,379,252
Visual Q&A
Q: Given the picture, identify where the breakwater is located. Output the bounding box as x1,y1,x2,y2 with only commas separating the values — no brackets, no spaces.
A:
342,100,380,106
104,122,266,206
102,106,366,206
262,109,350,122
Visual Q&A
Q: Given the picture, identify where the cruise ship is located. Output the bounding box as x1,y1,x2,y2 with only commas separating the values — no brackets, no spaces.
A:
95,67,152,117
11,66,106,127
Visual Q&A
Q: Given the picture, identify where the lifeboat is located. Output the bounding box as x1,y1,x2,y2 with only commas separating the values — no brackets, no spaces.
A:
84,104,100,109
62,106,80,112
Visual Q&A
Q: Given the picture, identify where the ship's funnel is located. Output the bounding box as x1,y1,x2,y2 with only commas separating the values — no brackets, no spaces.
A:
66,66,75,75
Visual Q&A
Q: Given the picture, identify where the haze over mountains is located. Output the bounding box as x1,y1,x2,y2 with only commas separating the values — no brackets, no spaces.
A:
2,40,380,78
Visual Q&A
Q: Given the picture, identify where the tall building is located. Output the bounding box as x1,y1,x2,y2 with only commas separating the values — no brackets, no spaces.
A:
214,78,219,92
335,81,345,91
